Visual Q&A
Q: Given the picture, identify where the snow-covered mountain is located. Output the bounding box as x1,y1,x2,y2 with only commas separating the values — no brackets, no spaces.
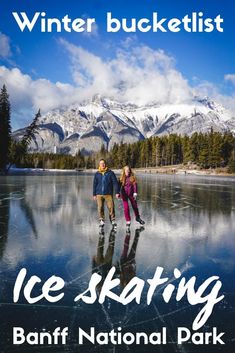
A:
14,95,235,155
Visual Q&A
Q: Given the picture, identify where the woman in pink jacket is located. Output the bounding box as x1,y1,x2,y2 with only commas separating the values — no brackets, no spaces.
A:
119,166,145,227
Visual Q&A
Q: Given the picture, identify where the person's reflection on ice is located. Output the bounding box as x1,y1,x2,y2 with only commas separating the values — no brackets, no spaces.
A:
118,227,144,288
92,228,116,292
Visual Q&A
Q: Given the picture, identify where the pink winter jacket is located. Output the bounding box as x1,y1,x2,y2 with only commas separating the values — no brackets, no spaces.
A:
121,176,137,197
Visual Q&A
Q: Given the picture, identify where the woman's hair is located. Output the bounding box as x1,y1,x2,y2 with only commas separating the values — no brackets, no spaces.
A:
120,165,136,185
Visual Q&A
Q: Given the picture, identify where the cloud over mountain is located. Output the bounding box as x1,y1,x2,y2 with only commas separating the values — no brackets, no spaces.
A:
0,36,234,129
59,38,193,105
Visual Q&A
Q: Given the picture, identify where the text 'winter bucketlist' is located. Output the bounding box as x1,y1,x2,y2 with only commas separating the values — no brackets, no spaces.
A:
12,12,224,33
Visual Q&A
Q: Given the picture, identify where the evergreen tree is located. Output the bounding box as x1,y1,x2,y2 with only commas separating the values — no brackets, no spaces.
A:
0,85,11,172
155,138,163,166
228,158,235,173
161,136,169,166
130,142,140,168
8,110,40,170
189,132,200,163
221,132,234,165
109,143,119,168
182,135,191,164
140,141,148,167
100,143,107,156
198,133,209,168
21,109,41,151
228,146,235,173
118,142,128,167
150,137,157,167
75,150,85,169
208,131,223,167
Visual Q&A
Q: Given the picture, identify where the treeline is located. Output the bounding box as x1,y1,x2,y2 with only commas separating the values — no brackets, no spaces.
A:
18,131,235,173
0,84,40,174
18,151,92,170
104,131,235,170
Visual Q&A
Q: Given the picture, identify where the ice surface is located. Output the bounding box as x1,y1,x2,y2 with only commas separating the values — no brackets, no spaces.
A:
0,173,235,352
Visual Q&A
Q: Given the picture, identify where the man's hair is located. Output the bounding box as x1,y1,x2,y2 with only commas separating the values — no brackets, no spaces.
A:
99,159,106,164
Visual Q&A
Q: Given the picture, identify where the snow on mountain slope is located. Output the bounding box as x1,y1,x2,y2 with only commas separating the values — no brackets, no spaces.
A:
13,95,235,155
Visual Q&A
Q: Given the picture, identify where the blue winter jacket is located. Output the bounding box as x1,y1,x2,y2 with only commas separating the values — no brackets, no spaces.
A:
93,169,120,196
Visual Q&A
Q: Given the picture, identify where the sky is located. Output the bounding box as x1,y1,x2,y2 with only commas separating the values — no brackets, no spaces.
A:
0,0,234,129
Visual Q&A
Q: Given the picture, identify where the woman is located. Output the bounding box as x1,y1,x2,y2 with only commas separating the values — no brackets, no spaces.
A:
119,166,145,227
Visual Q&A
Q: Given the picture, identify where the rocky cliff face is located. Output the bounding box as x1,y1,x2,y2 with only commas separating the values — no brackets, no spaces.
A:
13,95,235,155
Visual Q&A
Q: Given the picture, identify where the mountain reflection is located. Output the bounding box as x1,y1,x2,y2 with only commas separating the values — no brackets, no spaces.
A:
0,180,10,258
0,174,234,273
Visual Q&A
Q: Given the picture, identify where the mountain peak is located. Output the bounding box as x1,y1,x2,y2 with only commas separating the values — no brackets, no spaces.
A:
14,95,235,156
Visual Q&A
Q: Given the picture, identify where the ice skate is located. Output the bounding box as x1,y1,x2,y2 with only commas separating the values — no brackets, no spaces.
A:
99,228,105,237
126,221,131,231
99,219,105,228
111,219,117,229
136,216,145,225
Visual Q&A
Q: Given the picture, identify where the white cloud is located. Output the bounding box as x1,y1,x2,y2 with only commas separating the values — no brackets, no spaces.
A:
59,38,193,105
0,32,11,58
0,66,82,128
193,80,219,98
193,79,235,112
224,74,235,86
0,37,235,129
82,21,99,38
59,39,235,112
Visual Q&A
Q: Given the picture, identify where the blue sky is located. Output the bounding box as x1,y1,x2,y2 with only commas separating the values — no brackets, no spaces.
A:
0,0,234,128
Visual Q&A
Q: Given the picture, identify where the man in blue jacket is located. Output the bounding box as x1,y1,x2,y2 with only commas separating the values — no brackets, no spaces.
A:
93,159,120,227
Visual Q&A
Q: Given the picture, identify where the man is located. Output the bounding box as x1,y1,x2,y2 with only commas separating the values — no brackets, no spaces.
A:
93,159,120,227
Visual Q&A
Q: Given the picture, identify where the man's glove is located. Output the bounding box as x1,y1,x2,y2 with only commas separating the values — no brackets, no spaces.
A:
133,193,138,200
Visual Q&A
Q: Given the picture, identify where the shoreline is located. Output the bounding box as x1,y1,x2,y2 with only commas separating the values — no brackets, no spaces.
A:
2,166,235,177
133,166,235,177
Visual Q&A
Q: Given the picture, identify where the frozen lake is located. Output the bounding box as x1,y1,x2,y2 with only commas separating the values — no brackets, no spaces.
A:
0,173,235,352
